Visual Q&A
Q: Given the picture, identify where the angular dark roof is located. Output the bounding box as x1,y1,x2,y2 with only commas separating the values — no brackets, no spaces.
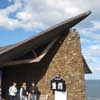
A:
0,11,91,62
0,45,14,52
82,56,92,74
0,11,92,74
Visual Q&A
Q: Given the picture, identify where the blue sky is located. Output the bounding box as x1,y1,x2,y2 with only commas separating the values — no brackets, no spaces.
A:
0,0,100,80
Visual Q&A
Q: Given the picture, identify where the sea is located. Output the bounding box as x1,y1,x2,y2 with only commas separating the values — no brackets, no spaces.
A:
86,80,100,100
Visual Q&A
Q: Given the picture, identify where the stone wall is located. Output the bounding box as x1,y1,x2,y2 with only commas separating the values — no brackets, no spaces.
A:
38,31,86,100
2,31,87,100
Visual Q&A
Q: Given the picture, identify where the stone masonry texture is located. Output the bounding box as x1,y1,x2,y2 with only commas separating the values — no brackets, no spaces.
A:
38,31,86,100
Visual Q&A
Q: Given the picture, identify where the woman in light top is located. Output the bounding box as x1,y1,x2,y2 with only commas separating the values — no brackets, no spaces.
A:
9,82,17,100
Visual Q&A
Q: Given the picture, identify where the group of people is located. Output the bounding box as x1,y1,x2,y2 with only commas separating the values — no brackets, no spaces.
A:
8,82,40,100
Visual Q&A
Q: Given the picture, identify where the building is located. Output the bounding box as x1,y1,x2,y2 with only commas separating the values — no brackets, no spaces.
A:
0,11,91,100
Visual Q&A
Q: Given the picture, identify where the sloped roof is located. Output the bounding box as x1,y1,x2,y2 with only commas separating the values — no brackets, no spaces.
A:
0,11,91,62
0,11,92,73
82,56,92,73
0,45,14,52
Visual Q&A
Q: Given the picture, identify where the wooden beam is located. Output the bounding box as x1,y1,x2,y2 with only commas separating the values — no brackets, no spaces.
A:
32,50,37,57
1,53,46,66
0,37,59,67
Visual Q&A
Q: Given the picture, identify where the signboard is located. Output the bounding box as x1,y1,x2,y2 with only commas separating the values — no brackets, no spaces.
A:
51,75,66,91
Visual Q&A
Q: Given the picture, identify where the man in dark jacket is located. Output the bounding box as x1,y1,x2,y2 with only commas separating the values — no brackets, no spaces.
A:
28,82,40,100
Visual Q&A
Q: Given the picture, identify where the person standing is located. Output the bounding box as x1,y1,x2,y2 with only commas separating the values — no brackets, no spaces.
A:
28,82,39,100
9,82,17,100
20,82,28,100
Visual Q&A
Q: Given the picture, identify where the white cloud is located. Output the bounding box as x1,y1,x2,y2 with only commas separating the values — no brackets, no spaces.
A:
91,21,100,30
79,20,100,41
81,43,100,78
0,0,22,29
0,0,87,30
0,0,99,31
89,45,100,57
94,67,100,71
82,44,100,63
16,12,32,21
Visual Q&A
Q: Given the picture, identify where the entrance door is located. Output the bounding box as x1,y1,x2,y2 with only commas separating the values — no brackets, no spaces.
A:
55,91,67,100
